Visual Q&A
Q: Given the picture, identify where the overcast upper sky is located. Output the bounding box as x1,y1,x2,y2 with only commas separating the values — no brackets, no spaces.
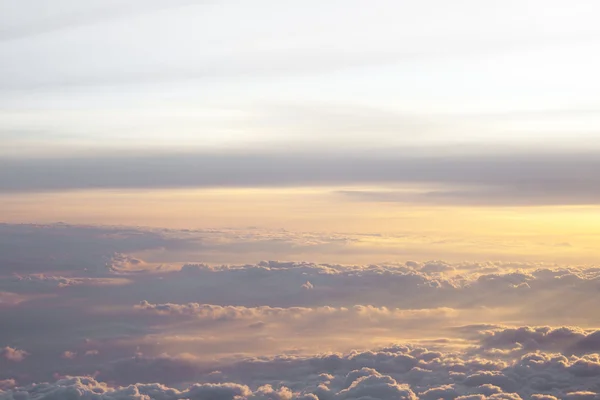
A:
2,0,600,157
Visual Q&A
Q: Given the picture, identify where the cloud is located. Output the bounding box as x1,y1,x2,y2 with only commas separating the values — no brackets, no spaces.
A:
94,353,205,386
135,301,457,322
0,223,173,274
474,326,600,356
2,151,600,206
125,301,464,360
0,376,327,400
155,261,600,325
0,376,251,400
0,223,589,278
337,369,417,400
5,344,600,399
0,380,15,390
1,223,600,397
565,393,600,400
1,347,28,362
0,274,130,292
0,291,44,307
61,351,77,360
107,253,154,273
201,346,600,398
128,301,462,349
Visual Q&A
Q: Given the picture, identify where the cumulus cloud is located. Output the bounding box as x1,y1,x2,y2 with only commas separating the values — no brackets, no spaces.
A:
107,253,156,273
474,326,600,356
0,376,281,400
337,369,417,400
302,281,314,290
452,325,600,367
200,346,600,398
4,343,600,399
153,260,600,328
1,347,28,362
0,380,15,390
62,351,77,360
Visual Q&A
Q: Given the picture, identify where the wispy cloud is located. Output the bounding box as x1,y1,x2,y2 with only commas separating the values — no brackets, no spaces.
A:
0,0,206,42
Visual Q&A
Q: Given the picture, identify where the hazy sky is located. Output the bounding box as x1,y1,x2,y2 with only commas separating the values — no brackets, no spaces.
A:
2,0,600,155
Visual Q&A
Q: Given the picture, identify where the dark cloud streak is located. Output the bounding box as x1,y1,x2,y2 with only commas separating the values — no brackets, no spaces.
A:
1,151,599,206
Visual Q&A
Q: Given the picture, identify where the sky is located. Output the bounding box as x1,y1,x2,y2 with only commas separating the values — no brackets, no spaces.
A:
2,1,600,399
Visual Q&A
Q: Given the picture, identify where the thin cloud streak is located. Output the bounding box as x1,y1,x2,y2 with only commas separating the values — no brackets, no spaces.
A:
3,34,599,92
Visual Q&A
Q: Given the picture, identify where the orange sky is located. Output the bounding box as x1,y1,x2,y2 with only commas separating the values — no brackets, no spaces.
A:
2,187,598,264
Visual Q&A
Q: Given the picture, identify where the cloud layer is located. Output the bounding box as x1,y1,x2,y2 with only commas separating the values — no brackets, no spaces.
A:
2,151,600,206
5,343,600,399
1,223,600,398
